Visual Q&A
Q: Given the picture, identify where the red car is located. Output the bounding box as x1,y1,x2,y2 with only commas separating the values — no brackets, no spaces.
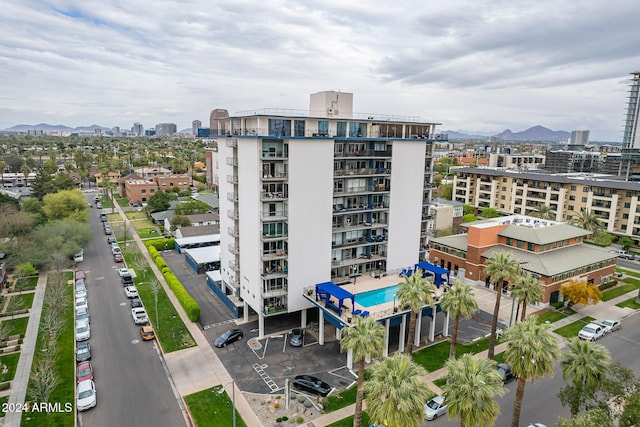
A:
114,253,124,263
75,270,86,280
76,361,94,382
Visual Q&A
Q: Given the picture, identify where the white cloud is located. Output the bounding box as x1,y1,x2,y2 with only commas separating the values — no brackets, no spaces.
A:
0,0,639,140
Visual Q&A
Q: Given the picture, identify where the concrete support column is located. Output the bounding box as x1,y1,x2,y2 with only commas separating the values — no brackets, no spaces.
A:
244,301,249,323
414,311,422,348
429,315,436,341
301,309,307,328
443,311,450,337
347,349,353,370
383,319,390,357
399,314,407,353
336,328,342,340
258,312,265,339
319,310,325,346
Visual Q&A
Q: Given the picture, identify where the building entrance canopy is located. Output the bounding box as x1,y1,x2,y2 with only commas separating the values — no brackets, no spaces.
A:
413,262,450,288
315,282,355,316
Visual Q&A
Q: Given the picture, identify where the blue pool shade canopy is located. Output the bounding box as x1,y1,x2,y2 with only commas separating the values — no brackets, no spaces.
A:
315,282,355,315
413,262,450,288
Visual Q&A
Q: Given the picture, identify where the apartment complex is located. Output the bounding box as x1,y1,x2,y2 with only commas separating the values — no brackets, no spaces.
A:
118,173,191,204
622,71,640,177
452,167,640,237
429,215,617,304
214,91,446,337
544,150,621,174
154,123,177,136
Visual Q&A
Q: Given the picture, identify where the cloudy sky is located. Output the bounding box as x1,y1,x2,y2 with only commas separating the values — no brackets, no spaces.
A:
1,0,640,141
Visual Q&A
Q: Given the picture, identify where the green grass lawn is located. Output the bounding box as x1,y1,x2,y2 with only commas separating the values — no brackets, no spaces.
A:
0,396,8,417
22,277,74,426
552,316,595,339
412,337,494,373
16,276,38,290
184,386,247,427
131,218,156,229
137,228,161,239
125,254,196,353
327,412,371,427
324,383,359,413
6,316,29,337
0,352,21,382
8,293,35,310
116,197,129,207
535,310,569,324
602,278,640,301
125,211,148,220
616,268,640,278
616,297,640,310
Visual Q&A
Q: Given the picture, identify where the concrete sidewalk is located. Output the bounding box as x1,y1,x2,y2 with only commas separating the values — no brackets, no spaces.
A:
3,271,48,427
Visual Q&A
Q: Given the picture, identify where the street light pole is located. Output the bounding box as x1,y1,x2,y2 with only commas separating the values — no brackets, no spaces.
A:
218,380,236,427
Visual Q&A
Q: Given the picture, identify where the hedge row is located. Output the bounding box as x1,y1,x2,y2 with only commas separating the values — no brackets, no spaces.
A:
149,248,200,322
145,238,176,251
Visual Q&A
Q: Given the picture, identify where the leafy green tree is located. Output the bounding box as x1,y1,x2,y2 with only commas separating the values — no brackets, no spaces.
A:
560,279,602,308
4,154,24,172
147,190,173,213
620,386,640,427
20,198,46,225
462,214,478,223
558,339,611,416
480,207,500,218
591,229,615,247
484,252,521,359
504,317,560,427
555,407,615,427
439,280,478,359
620,236,635,251
340,317,385,427
439,183,453,200
174,200,210,216
30,168,55,200
570,209,601,232
0,203,33,237
170,215,192,232
463,205,475,215
52,173,77,192
442,354,505,427
510,272,544,321
364,354,432,427
31,219,93,260
396,268,436,354
42,189,89,221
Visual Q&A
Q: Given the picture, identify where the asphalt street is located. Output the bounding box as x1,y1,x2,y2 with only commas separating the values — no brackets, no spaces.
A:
420,311,640,427
77,197,186,427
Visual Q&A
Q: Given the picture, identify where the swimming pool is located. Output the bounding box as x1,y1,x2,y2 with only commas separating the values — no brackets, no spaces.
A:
355,284,399,307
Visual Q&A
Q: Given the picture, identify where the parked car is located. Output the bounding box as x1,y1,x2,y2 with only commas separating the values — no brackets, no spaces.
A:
292,375,332,396
76,341,91,362
93,196,100,203
140,326,156,341
289,328,304,347
214,329,244,348
75,281,87,292
598,319,621,333
76,379,97,411
107,237,117,245
73,249,84,263
131,307,149,325
75,320,91,342
114,253,124,263
75,297,88,312
496,362,515,384
124,286,138,298
75,288,87,299
104,227,112,235
578,323,606,341
424,395,447,421
100,214,107,222
609,249,635,260
111,246,122,255
76,307,90,324
76,361,94,382
130,297,143,308
96,202,103,209
118,268,130,277
121,275,134,285
75,270,86,280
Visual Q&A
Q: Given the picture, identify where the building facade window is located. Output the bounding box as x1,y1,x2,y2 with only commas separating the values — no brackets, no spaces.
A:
294,120,305,137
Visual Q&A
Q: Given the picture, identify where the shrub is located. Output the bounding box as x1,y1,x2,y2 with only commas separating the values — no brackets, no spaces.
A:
551,301,564,310
145,238,176,251
150,252,201,322
296,417,304,424
598,280,617,291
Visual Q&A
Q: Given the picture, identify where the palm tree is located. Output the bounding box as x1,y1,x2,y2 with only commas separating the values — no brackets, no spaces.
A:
364,354,432,427
510,272,544,322
558,338,611,416
340,316,385,427
396,268,436,354
531,204,555,220
570,209,601,232
483,252,521,359
439,280,478,359
441,354,505,427
503,316,560,427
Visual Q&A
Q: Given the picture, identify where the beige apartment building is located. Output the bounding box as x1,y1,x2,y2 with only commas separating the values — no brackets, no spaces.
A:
452,167,640,237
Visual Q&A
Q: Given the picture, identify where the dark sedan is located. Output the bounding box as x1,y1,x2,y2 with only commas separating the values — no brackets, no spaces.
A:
214,329,244,348
292,375,332,396
76,341,92,362
497,362,515,384
130,297,143,308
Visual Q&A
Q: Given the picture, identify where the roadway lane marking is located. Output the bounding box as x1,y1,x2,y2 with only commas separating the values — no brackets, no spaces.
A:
203,318,235,330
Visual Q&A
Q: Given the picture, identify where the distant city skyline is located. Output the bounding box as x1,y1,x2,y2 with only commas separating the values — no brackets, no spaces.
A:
2,1,640,141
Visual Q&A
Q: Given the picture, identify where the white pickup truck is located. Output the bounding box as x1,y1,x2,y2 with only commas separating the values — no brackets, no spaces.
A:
609,249,635,260
131,307,149,325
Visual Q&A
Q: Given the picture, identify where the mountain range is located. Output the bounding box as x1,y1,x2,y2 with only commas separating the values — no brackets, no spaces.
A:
3,123,571,142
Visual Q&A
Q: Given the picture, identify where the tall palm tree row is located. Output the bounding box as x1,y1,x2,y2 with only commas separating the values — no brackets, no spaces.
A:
441,353,505,427
510,272,544,322
364,354,432,427
339,316,385,427
439,280,478,359
558,338,611,416
483,252,521,359
396,268,436,355
503,316,560,427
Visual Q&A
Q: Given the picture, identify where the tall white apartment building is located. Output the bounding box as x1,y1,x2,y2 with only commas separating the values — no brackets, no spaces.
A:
213,91,446,337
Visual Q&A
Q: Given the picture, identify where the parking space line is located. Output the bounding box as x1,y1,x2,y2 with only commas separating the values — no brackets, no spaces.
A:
252,363,280,392
203,318,235,330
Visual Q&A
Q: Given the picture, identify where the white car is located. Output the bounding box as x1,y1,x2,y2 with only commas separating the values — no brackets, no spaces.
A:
75,281,87,292
75,288,87,299
124,286,138,298
75,320,91,341
75,297,88,312
131,307,149,325
425,395,447,420
111,246,121,255
76,379,97,411
598,319,621,333
76,307,90,324
118,268,130,277
578,323,606,341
